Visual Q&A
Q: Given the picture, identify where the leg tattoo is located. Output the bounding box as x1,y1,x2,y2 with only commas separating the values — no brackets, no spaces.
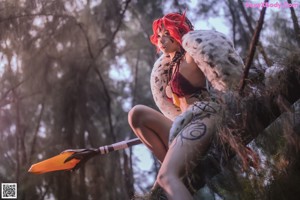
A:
179,121,207,142
170,101,220,146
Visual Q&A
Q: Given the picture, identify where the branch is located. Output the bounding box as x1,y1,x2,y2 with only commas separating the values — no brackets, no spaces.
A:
0,13,76,24
0,79,25,107
95,0,131,57
227,0,237,46
92,0,131,141
29,100,45,163
13,89,20,183
93,67,116,142
129,6,152,40
132,50,140,105
239,0,268,95
237,0,272,67
1,91,43,107
77,23,95,59
78,0,131,63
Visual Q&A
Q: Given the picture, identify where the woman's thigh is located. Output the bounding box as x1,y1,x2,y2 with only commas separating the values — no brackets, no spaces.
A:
159,102,220,177
128,105,173,148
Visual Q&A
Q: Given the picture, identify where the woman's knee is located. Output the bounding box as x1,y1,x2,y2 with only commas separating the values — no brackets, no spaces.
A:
128,104,148,128
157,169,179,188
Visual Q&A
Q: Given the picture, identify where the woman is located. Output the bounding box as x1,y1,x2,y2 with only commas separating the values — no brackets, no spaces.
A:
128,12,221,200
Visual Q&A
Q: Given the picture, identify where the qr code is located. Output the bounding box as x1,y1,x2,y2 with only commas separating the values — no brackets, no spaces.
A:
1,183,17,199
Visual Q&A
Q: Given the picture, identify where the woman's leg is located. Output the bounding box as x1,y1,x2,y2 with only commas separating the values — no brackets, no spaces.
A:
156,103,219,200
128,105,173,162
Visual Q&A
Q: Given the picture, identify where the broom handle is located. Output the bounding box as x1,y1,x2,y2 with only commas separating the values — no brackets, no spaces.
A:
98,138,142,154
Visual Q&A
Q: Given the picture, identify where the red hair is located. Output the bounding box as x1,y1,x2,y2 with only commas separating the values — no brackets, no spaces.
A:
150,12,194,50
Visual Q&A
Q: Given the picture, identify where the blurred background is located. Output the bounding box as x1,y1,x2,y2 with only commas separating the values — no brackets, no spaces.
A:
0,0,299,199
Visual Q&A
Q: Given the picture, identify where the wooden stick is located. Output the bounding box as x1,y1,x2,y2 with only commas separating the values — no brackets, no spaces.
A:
98,138,142,154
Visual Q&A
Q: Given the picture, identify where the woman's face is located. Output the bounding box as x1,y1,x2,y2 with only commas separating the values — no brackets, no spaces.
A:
156,27,180,54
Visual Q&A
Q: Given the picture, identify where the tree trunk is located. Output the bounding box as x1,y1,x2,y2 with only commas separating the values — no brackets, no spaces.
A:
227,0,237,47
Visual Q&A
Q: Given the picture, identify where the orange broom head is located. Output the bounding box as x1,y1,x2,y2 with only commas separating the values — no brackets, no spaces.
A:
28,152,80,174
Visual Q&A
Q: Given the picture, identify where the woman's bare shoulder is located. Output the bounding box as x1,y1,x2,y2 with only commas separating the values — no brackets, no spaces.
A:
184,53,195,64
183,53,200,71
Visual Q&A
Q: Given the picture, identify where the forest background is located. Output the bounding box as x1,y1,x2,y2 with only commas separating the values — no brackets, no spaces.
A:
0,0,299,199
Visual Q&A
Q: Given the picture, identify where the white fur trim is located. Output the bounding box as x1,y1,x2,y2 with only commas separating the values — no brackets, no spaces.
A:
150,54,181,120
182,30,244,92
